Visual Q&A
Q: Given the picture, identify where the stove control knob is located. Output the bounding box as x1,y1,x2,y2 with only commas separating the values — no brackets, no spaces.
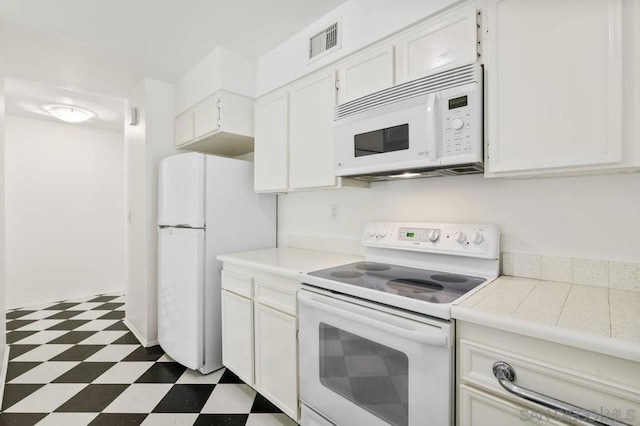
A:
368,228,377,237
427,230,440,242
470,232,484,244
454,231,467,243
379,229,387,237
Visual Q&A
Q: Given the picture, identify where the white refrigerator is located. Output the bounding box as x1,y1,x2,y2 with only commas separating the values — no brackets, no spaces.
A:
157,152,276,374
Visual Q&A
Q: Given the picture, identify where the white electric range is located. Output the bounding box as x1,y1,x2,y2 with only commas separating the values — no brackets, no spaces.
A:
298,222,500,426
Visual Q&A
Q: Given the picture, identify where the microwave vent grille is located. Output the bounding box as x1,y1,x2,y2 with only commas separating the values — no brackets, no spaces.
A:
334,62,481,121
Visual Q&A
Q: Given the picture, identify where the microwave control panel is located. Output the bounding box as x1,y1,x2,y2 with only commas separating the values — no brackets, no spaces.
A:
440,85,481,160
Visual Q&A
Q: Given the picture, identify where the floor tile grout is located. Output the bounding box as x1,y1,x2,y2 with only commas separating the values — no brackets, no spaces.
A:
1,293,297,426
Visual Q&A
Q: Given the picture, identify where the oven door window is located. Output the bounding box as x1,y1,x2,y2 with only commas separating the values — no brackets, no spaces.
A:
354,124,409,157
319,322,409,426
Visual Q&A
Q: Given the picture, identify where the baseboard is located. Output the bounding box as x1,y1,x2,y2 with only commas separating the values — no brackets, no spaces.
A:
7,288,125,311
123,318,158,348
0,345,11,409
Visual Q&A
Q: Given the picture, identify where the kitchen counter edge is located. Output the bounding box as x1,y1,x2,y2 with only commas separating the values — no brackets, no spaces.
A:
217,247,364,279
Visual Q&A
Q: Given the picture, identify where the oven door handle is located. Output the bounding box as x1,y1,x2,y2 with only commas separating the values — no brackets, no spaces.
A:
298,291,448,347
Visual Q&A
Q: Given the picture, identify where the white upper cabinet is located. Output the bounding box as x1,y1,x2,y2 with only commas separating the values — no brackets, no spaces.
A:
174,90,255,157
337,45,395,104
253,72,369,193
289,69,339,190
395,4,479,83
484,0,628,176
193,95,220,138
175,112,195,147
254,90,289,192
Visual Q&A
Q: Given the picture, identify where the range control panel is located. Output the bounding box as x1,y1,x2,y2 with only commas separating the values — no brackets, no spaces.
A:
363,222,500,259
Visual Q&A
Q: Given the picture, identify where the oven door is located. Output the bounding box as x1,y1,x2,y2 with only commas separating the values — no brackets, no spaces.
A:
333,93,439,177
298,288,452,426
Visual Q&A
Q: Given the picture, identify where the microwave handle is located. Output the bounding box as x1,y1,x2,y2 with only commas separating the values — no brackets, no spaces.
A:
298,291,448,347
426,92,439,157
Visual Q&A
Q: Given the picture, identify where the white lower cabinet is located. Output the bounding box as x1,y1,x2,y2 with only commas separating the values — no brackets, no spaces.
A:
221,265,300,421
456,321,640,426
221,289,254,385
460,384,570,426
254,303,298,419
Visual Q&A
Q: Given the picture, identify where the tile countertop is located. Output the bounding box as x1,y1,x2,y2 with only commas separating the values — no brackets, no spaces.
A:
217,247,364,279
452,276,640,363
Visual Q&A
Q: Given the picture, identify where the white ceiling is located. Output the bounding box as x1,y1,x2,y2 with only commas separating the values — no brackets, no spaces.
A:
0,0,347,130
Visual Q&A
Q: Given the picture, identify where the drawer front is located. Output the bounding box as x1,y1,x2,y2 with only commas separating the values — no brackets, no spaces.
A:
254,279,298,315
459,384,570,426
459,339,640,425
221,270,253,298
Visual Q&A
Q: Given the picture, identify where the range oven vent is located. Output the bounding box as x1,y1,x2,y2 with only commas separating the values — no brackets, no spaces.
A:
309,22,339,59
335,62,481,121
350,163,485,182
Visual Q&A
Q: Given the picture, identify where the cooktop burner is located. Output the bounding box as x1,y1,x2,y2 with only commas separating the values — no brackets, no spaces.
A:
355,262,392,271
308,261,486,304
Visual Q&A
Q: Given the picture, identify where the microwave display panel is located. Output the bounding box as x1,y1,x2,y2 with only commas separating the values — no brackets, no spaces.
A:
448,96,468,109
354,124,409,157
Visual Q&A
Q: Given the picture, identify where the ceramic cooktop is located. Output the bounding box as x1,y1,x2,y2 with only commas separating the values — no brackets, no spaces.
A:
308,261,486,305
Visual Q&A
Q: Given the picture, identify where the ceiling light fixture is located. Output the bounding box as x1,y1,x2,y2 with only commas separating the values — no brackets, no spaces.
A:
44,104,95,123
389,172,422,179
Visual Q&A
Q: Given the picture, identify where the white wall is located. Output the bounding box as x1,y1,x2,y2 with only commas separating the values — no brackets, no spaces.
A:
256,0,456,95
125,78,176,346
265,0,640,265
5,116,125,308
175,47,256,115
278,173,640,263
0,58,7,365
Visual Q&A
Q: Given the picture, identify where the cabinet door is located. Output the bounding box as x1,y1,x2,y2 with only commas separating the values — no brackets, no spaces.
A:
254,91,289,192
459,385,570,426
485,0,623,175
254,303,298,420
221,290,254,385
194,95,220,139
289,70,338,189
396,5,478,83
337,45,395,104
175,111,195,146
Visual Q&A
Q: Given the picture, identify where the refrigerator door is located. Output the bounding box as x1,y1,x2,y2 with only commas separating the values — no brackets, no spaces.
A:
158,153,205,228
158,227,205,370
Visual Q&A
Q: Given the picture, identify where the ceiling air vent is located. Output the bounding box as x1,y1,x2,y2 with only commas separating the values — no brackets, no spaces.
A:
309,22,339,60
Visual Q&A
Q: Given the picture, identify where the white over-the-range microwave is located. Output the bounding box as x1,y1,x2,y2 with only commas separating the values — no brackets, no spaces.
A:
333,62,483,181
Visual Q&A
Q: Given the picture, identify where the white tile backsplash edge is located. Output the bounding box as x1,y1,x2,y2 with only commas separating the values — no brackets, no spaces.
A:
504,252,640,292
287,234,365,256
286,235,639,291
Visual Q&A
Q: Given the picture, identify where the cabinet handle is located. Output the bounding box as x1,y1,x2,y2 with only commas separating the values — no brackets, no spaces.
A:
492,362,632,426
217,98,222,127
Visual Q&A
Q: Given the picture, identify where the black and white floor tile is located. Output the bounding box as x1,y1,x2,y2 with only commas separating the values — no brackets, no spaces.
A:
2,293,297,425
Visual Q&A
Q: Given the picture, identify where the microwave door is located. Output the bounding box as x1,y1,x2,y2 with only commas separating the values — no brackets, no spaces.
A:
333,93,439,177
426,91,441,162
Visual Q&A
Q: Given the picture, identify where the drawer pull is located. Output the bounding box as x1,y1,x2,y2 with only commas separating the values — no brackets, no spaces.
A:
492,362,632,426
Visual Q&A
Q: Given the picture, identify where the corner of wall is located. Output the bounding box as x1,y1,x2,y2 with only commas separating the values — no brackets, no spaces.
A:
0,53,7,364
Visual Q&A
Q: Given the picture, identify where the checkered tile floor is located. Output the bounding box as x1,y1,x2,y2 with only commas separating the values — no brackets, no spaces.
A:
2,293,297,425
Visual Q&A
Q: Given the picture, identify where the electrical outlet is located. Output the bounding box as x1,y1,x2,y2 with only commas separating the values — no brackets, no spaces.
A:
330,204,339,221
